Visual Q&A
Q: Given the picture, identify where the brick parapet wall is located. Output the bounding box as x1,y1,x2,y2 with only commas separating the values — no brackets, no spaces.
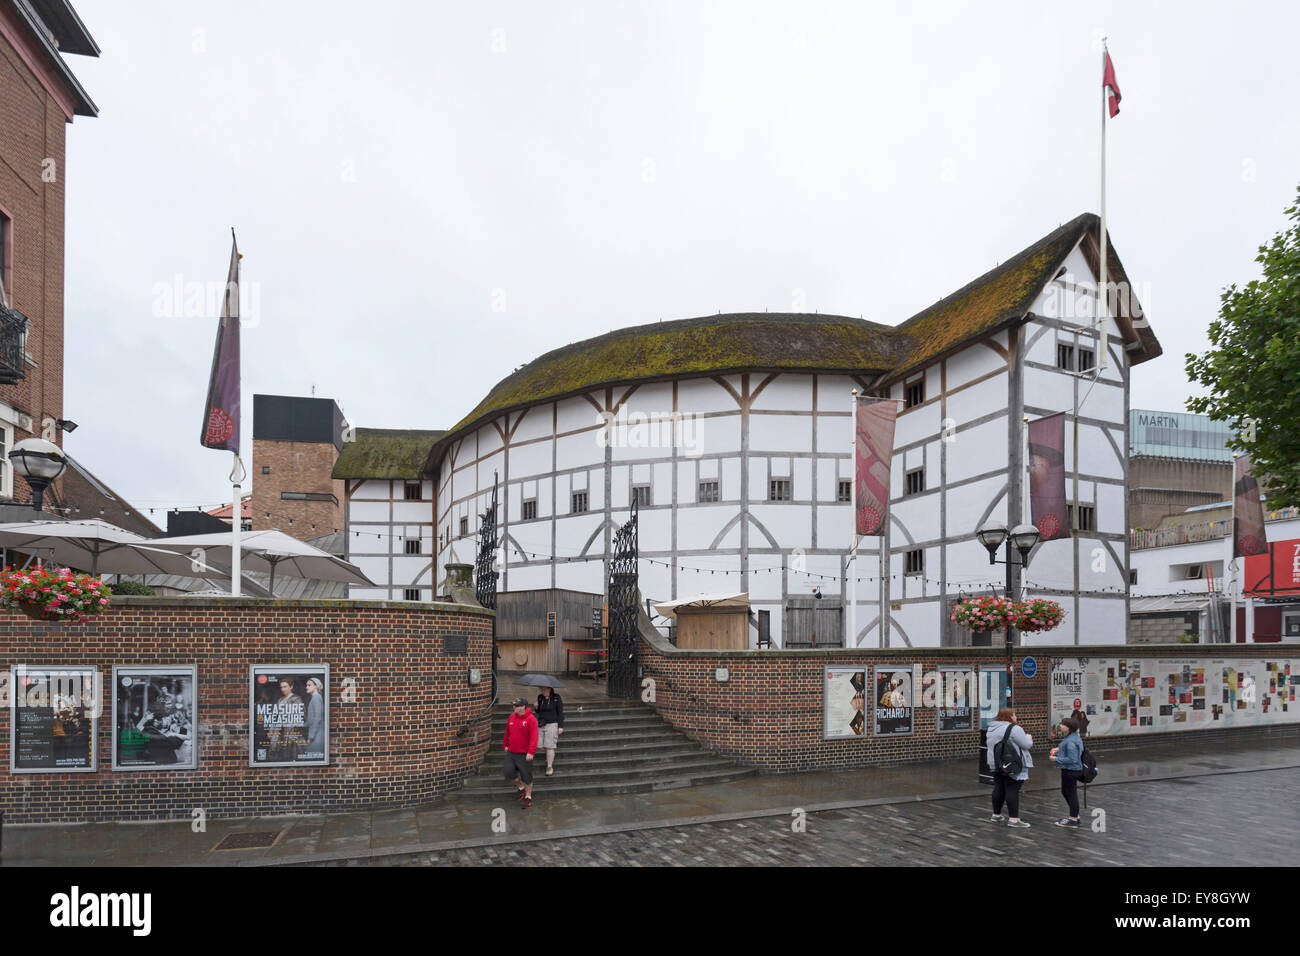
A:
639,634,1300,772
0,598,495,822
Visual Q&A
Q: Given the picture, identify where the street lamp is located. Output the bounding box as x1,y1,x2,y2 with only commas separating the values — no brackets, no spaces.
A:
974,520,1040,646
10,437,67,513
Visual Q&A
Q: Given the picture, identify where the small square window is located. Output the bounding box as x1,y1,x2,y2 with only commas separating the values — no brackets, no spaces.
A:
572,491,589,513
522,499,537,521
904,379,924,408
1067,503,1095,532
633,485,651,507
404,538,421,555
1078,348,1095,372
261,465,270,475
1128,569,1138,586
904,468,925,496
1057,343,1075,371
905,549,924,575
698,480,719,503
459,516,469,537
404,588,421,601
1184,565,1204,580
405,482,422,500
769,479,791,501
837,480,851,503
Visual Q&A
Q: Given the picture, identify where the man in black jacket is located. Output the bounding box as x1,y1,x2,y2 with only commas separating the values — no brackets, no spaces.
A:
535,686,564,776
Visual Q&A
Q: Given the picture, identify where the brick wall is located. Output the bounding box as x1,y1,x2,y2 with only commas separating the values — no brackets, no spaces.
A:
251,438,345,539
0,597,495,822
0,18,69,497
639,633,1300,772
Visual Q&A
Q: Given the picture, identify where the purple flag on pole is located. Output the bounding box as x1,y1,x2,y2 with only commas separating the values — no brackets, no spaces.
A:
200,232,240,452
1028,412,1068,540
855,397,898,536
1233,454,1267,557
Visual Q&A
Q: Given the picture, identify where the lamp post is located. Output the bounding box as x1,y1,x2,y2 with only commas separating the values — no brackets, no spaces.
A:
975,521,1039,709
10,437,67,514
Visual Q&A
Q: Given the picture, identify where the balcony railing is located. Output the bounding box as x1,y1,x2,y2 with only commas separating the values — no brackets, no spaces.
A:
1131,506,1300,550
0,305,29,385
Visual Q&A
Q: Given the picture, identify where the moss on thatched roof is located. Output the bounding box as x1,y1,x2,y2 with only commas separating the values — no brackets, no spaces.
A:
332,428,445,479
429,213,1157,460
446,312,906,439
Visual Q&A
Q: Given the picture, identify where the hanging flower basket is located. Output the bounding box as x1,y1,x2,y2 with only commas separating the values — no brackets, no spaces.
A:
0,567,111,624
1014,597,1065,633
950,595,1020,632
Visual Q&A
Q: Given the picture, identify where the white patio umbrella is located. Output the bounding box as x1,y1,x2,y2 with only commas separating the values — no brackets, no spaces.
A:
0,520,213,577
653,592,750,620
143,529,374,596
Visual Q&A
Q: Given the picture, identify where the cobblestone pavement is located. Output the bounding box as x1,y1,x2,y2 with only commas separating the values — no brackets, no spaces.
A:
374,767,1299,866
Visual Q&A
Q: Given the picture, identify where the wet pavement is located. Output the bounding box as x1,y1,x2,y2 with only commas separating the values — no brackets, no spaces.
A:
5,734,1297,866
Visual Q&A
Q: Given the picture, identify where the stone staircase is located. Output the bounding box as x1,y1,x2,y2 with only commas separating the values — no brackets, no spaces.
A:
456,698,756,800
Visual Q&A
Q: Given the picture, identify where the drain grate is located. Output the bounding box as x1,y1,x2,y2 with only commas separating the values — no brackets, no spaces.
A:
213,830,284,851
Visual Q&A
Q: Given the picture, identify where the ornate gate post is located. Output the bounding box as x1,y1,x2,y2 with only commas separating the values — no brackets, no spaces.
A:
606,497,639,699
475,473,500,702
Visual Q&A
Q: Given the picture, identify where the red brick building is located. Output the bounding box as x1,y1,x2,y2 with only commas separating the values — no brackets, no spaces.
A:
0,0,95,506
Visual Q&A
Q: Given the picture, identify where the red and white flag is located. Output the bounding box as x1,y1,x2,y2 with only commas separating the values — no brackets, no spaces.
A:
1103,50,1122,118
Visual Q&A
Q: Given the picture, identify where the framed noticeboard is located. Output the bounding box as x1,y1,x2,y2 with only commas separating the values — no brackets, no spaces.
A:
937,666,974,733
112,666,198,770
874,664,916,736
249,665,329,767
10,665,99,773
823,666,867,739
978,665,1009,730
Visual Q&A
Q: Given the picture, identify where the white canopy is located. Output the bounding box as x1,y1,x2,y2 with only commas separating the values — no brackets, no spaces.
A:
653,592,749,620
142,529,374,596
0,520,207,577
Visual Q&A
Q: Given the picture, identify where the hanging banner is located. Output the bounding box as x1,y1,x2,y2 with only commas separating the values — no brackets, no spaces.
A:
250,665,329,766
1027,412,1068,540
937,666,974,733
112,666,197,770
1243,538,1300,597
200,232,242,451
823,666,867,739
873,665,915,736
1233,454,1267,557
11,666,99,773
855,397,898,536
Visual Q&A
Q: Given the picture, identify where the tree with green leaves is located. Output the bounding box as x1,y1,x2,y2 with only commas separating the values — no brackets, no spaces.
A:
1186,186,1300,507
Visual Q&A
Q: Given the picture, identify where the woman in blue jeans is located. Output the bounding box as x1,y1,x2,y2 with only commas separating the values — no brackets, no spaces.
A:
1050,716,1084,828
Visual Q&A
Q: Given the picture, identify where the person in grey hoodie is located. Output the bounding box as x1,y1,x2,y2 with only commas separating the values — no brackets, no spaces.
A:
986,708,1034,828
1049,716,1084,828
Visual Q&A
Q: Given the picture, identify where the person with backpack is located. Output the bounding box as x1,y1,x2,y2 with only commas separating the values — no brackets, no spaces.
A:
1049,716,1084,828
986,708,1033,828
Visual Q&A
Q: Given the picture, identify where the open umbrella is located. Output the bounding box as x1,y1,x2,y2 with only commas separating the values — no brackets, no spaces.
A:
653,592,749,620
142,529,374,596
0,520,211,577
515,673,565,688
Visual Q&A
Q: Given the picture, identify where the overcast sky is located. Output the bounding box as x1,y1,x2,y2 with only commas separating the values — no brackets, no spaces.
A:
60,0,1300,525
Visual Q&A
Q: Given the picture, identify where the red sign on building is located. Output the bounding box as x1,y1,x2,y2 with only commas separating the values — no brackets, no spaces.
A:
1242,538,1300,597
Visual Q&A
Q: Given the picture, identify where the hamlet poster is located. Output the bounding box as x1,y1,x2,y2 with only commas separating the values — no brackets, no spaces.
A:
250,666,329,766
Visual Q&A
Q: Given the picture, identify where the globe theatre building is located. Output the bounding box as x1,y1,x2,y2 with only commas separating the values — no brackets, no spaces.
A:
341,214,1163,648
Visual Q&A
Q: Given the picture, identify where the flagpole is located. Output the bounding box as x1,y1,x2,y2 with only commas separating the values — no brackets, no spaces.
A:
231,452,242,596
1229,453,1237,643
1099,38,1110,371
849,388,858,648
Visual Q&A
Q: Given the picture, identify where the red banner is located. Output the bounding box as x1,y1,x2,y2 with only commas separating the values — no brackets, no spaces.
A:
1243,538,1300,598
855,397,898,536
1233,454,1267,557
1027,412,1068,541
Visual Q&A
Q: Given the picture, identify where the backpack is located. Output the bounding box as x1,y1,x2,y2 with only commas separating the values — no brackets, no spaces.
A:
993,723,1024,777
1080,745,1098,784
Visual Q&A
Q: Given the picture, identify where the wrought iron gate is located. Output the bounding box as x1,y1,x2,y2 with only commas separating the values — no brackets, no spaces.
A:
475,474,500,701
606,497,639,699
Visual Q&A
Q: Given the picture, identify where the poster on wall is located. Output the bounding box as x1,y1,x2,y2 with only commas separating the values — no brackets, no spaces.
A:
112,666,197,770
874,665,915,736
977,666,1008,730
1049,659,1085,727
250,665,329,767
937,667,974,733
10,665,98,773
823,666,867,739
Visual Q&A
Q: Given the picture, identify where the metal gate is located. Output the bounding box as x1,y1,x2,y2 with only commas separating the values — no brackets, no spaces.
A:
475,473,500,700
606,498,639,699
